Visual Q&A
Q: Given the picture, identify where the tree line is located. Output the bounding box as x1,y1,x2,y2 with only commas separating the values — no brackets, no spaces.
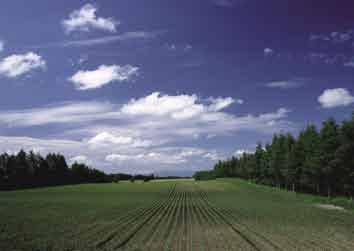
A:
0,150,154,190
194,112,354,198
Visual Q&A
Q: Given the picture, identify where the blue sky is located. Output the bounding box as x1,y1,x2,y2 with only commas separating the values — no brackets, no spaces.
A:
0,0,353,175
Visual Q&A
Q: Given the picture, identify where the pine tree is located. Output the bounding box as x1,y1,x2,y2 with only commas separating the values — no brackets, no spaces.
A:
319,118,340,197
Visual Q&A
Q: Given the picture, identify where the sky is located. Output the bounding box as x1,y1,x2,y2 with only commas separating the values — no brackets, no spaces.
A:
0,0,353,176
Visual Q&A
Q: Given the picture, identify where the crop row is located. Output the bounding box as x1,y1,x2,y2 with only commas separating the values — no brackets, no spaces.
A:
63,181,354,251
198,185,354,251
119,183,259,251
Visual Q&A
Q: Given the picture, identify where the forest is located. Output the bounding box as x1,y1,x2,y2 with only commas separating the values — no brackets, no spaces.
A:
194,112,354,198
0,150,154,190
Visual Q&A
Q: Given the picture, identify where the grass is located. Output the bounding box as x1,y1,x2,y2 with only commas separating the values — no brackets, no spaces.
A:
0,179,353,250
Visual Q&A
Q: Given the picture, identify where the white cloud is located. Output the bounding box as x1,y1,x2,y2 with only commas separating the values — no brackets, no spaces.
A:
106,152,187,165
78,55,88,65
121,92,202,118
203,152,220,161
105,154,134,162
310,34,331,42
88,132,152,148
89,132,133,145
0,40,4,52
318,88,354,108
0,52,46,78
179,149,205,157
0,136,83,157
208,97,237,111
0,93,292,141
69,64,139,90
165,43,193,52
121,92,236,120
264,48,274,57
28,31,163,49
105,148,220,166
344,61,354,68
103,95,290,145
0,92,292,173
310,30,354,44
171,105,204,120
184,44,193,51
265,79,307,89
266,81,296,89
166,43,177,51
0,101,116,127
62,4,118,33
69,155,91,165
234,149,254,157
0,134,225,175
0,90,294,175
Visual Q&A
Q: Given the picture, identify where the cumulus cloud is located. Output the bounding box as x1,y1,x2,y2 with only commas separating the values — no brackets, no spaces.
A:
318,88,354,108
69,64,139,90
62,4,118,33
0,92,293,174
121,92,203,118
0,91,294,174
119,93,290,137
0,52,46,78
88,132,152,149
0,93,291,140
121,92,236,120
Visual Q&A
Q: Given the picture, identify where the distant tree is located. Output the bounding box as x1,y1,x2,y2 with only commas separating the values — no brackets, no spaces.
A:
193,170,216,181
269,134,288,188
113,174,120,183
335,113,354,197
281,133,296,191
195,110,354,199
301,125,322,194
319,118,340,197
0,150,155,190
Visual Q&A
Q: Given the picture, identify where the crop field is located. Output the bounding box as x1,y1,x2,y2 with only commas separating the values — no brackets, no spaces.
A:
0,179,354,251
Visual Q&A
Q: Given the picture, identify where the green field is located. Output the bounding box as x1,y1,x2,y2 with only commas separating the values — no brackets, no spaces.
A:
0,179,353,251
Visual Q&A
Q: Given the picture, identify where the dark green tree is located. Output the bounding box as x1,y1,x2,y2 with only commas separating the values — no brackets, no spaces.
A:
198,110,354,199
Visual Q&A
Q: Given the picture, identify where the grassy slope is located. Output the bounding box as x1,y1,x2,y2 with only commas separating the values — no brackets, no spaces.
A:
0,179,353,250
